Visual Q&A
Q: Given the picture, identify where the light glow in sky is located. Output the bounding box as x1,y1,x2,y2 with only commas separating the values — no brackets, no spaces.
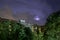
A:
34,16,40,21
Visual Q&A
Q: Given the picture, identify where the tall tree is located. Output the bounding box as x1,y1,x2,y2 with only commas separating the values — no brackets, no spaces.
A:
44,11,60,40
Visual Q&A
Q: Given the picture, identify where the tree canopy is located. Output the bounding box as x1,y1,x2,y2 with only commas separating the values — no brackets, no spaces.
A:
0,18,33,40
44,11,60,40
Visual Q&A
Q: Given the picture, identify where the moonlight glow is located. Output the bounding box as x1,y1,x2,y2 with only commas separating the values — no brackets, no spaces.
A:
34,16,40,21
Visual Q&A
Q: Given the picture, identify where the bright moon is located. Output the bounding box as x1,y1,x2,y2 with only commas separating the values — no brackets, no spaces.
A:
34,16,40,21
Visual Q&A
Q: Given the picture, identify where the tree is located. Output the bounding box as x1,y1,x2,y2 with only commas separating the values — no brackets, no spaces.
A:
0,20,11,40
0,18,34,40
32,24,44,40
44,11,60,40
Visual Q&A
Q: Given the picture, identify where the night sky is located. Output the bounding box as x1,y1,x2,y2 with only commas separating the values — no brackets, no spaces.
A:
0,0,60,25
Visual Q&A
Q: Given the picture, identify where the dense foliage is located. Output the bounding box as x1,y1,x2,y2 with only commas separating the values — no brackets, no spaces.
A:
0,19,33,40
32,24,44,40
44,11,60,40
